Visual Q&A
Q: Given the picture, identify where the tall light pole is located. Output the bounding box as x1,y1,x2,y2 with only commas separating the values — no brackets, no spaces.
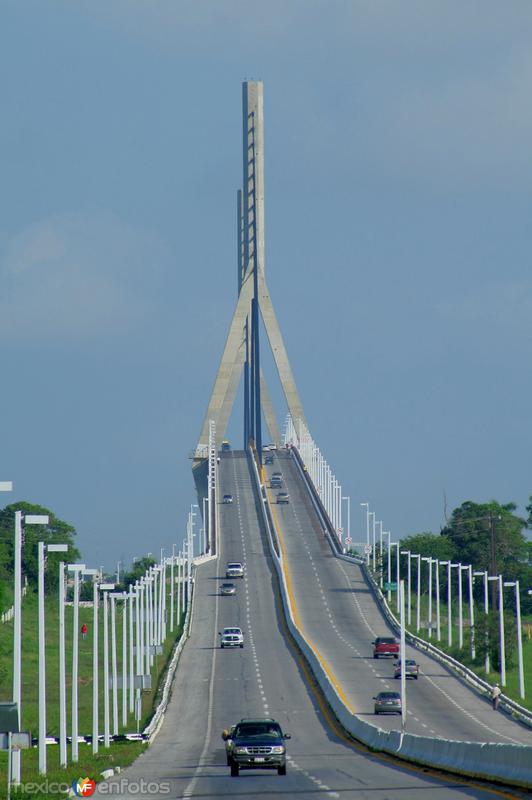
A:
378,521,384,588
504,581,524,699
412,554,421,632
67,563,86,763
12,510,49,784
488,576,506,686
392,542,400,613
342,496,351,545
360,502,370,566
100,583,115,747
464,564,475,660
401,550,412,625
421,557,432,638
371,512,376,571
457,563,464,650
38,540,67,774
399,579,407,728
92,579,99,755
474,570,490,673
170,545,176,632
433,558,441,641
382,531,391,600
58,561,68,766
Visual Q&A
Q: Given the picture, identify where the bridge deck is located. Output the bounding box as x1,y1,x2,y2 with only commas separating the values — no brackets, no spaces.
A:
266,448,530,746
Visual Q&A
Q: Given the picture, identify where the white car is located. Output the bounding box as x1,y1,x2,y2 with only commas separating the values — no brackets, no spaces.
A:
226,561,244,578
220,627,244,648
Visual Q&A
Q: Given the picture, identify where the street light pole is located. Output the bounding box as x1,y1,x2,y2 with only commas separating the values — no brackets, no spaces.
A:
58,562,67,766
92,580,99,754
38,540,67,774
504,581,524,699
67,563,87,763
100,583,115,747
401,550,412,625
465,564,475,660
487,576,505,686
399,579,406,728
360,502,370,566
421,557,432,638
433,559,441,642
474,571,490,674
412,554,421,632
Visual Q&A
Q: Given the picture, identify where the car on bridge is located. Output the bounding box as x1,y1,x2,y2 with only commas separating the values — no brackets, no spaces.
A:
226,561,244,578
221,440,231,452
219,626,244,648
394,659,419,679
222,717,290,776
372,636,399,659
373,691,402,715
276,492,290,504
264,454,274,465
220,582,236,596
222,494,233,504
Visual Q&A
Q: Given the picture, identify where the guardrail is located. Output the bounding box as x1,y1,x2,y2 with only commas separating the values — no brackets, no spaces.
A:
143,567,197,742
251,447,532,789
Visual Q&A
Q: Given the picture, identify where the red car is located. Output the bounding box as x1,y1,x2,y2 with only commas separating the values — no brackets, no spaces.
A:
373,636,399,659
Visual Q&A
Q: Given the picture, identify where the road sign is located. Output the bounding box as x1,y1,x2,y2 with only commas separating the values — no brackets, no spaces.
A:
384,582,397,591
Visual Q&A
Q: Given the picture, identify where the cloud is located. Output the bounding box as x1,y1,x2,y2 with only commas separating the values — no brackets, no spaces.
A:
0,213,169,342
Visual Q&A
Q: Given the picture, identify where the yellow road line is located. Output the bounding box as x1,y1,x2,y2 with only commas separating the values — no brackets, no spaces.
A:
266,484,355,712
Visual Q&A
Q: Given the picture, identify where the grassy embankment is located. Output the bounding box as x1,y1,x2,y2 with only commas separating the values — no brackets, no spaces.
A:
0,586,185,797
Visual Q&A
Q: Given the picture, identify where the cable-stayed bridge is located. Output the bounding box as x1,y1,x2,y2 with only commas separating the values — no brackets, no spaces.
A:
96,82,531,799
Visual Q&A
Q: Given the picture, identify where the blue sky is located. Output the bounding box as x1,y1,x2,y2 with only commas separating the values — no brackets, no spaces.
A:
1,1,531,569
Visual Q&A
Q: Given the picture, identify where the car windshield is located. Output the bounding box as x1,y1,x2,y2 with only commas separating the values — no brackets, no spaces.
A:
235,724,282,739
224,628,241,635
377,638,396,644
405,660,416,666
379,693,400,699
227,563,241,568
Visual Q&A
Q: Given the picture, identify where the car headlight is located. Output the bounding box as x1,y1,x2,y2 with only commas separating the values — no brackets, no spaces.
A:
234,747,247,754
270,746,285,754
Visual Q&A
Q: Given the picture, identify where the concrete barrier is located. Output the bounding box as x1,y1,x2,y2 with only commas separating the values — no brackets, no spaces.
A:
249,451,532,789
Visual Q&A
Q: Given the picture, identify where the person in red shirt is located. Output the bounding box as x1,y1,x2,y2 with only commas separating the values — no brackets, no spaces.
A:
81,623,88,640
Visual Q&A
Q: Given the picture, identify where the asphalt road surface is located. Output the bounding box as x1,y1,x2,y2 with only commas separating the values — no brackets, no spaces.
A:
266,449,531,746
96,451,526,799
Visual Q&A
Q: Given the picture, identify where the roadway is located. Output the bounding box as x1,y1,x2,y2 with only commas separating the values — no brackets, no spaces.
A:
266,449,531,746
96,450,526,798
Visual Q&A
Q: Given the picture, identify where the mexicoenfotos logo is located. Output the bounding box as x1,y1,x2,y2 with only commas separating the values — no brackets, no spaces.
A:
72,777,96,797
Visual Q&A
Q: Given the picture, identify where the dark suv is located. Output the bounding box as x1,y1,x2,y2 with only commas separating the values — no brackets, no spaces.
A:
223,718,291,776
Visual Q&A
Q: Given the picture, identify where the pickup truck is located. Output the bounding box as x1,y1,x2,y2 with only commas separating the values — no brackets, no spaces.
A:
372,636,399,659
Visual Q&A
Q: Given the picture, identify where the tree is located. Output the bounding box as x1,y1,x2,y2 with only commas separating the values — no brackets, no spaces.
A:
526,495,532,529
122,556,156,589
474,611,516,672
396,532,455,594
441,501,527,581
0,501,80,596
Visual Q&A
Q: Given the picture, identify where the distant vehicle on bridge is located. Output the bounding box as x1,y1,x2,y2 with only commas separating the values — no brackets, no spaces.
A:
372,636,399,659
221,440,231,452
226,561,244,578
220,582,236,596
222,494,233,504
219,626,244,648
264,454,274,465
222,717,290,776
373,691,402,715
276,492,290,504
394,659,419,679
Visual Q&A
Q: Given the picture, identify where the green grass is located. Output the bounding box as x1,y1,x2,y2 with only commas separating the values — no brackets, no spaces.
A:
0,582,185,796
0,740,146,800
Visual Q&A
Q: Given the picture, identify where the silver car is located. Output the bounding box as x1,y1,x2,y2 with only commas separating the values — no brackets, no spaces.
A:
374,691,402,715
220,582,236,596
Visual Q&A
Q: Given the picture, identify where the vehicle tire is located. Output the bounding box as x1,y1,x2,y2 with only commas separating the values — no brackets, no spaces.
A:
221,644,224,649
374,655,378,659
230,763,239,777
278,765,287,776
414,675,418,680
240,643,244,648
394,674,399,679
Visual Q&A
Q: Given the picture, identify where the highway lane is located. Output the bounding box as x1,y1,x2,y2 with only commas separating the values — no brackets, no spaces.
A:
96,450,524,799
267,449,531,746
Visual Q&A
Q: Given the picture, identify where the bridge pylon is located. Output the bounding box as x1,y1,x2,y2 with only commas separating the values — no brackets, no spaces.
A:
193,81,307,464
